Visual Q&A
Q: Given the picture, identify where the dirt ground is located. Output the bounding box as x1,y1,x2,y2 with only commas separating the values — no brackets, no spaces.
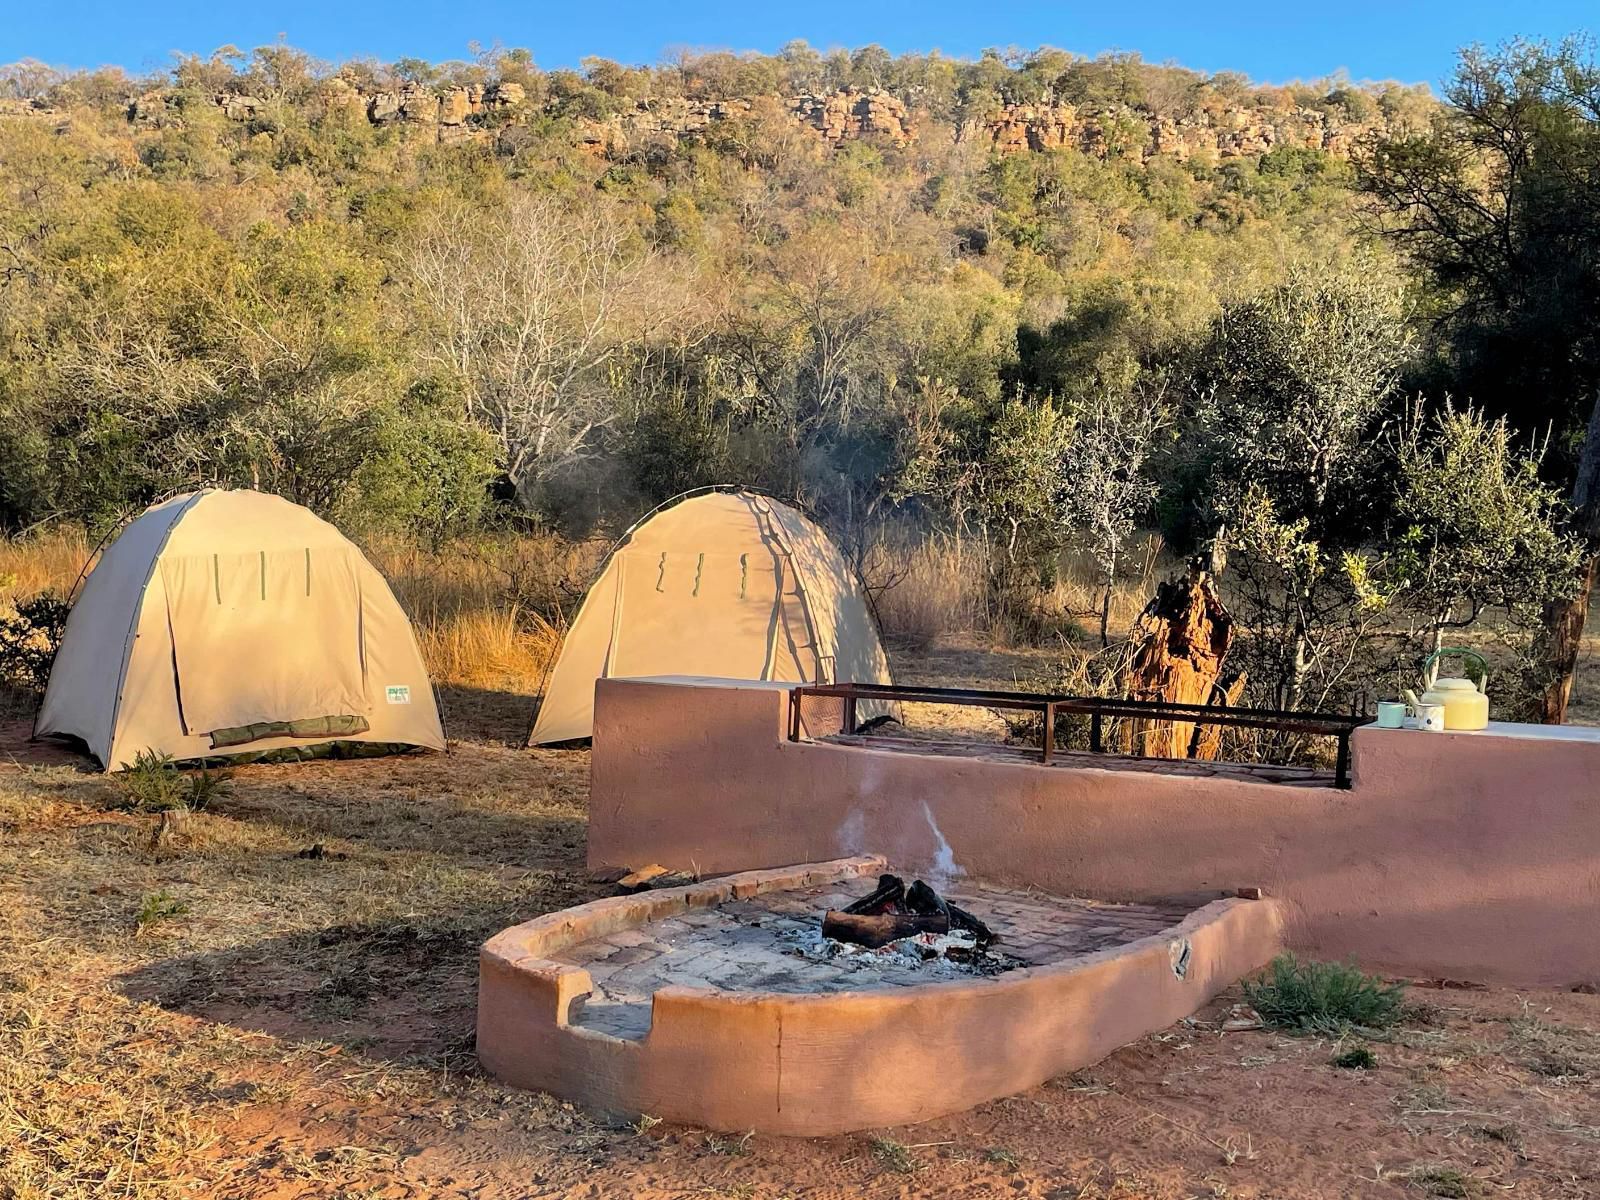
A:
4,672,1600,1200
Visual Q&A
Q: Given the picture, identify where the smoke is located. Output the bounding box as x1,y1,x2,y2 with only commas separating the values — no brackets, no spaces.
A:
835,806,867,858
920,800,966,888
832,797,967,886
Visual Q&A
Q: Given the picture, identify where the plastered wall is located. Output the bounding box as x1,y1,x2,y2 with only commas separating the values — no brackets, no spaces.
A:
589,677,1600,987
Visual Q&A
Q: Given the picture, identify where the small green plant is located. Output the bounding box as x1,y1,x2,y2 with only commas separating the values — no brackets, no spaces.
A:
1407,1165,1479,1198
1332,1045,1376,1070
985,1146,1020,1168
870,1136,916,1174
115,750,189,811
136,889,189,929
113,750,233,813
185,765,234,812
1243,954,1406,1034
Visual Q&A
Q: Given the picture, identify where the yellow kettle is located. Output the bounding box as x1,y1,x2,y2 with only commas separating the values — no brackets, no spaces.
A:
1418,647,1490,730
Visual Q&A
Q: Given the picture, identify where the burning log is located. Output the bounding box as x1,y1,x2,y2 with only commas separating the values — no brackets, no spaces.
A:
824,874,999,949
842,874,906,915
822,909,950,948
946,902,996,946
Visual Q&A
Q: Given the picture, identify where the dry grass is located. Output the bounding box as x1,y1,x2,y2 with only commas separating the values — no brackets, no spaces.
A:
0,529,89,606
863,533,991,649
362,536,598,696
0,745,599,1199
2,740,1599,1200
865,532,1172,653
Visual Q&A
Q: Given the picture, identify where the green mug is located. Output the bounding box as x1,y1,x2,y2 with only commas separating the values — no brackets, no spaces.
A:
1375,701,1407,729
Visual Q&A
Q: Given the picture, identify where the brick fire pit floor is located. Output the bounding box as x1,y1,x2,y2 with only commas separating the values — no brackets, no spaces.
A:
547,880,1198,1039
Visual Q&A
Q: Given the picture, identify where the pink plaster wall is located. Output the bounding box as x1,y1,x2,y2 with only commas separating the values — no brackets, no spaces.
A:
478,856,1283,1134
589,677,1600,987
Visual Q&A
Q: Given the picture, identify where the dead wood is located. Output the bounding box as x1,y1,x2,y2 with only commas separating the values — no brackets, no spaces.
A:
843,873,906,915
1119,561,1236,759
821,909,950,948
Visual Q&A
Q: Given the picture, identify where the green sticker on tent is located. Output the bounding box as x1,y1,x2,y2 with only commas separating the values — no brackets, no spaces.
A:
385,685,411,705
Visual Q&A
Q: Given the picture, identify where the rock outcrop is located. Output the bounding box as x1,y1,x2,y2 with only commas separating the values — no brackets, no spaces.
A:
362,81,523,129
587,88,1380,163
790,88,913,145
0,75,1389,164
963,100,1380,162
588,87,913,156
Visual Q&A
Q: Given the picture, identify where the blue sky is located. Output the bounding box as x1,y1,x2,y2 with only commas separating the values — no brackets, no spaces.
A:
3,0,1594,89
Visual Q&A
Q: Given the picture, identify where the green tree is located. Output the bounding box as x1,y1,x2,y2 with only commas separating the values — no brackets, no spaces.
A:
1058,386,1167,645
975,395,1070,591
1362,401,1584,715
1186,263,1413,708
1360,36,1600,720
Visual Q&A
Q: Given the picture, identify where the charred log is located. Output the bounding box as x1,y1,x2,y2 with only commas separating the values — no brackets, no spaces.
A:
829,875,997,948
843,874,906,915
904,879,950,920
822,909,950,948
946,901,996,946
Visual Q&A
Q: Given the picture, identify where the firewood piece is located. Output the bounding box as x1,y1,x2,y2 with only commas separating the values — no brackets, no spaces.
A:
904,879,951,920
822,909,949,948
947,902,996,946
615,864,696,893
842,873,905,915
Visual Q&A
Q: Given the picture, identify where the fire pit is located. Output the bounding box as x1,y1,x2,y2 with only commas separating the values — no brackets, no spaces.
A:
478,856,1282,1135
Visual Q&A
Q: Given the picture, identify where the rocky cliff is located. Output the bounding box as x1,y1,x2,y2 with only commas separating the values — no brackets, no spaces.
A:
577,87,916,156
966,99,1378,161
7,78,1390,165
591,88,1384,163
124,78,530,144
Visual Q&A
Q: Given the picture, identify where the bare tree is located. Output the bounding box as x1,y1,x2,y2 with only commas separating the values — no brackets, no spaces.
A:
731,231,891,457
1058,388,1167,646
405,194,675,505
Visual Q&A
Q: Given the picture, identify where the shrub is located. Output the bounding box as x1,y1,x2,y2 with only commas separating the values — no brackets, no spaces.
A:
1332,1045,1376,1070
0,593,70,695
185,765,234,812
112,749,232,813
1243,954,1406,1033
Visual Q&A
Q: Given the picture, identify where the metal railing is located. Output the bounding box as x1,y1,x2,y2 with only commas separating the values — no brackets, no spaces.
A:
787,681,1372,789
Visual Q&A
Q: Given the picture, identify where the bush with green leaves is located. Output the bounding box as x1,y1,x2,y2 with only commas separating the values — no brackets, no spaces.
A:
0,593,70,695
1332,1045,1377,1070
1243,954,1406,1034
112,749,233,813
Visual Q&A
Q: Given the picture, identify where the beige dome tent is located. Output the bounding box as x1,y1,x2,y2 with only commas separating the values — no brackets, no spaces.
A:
529,488,892,745
37,490,445,770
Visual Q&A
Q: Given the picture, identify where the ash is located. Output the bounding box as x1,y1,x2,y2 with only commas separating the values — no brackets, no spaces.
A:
780,925,1024,979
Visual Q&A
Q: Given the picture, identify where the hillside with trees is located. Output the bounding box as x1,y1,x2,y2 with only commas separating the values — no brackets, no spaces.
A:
1,37,1596,722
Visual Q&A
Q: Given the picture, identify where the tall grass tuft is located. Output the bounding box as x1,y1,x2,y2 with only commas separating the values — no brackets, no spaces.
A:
862,533,990,649
862,531,1171,652
1244,954,1407,1034
366,534,597,692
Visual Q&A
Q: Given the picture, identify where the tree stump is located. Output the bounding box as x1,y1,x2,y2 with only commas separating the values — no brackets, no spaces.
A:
1119,561,1238,759
149,808,189,852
